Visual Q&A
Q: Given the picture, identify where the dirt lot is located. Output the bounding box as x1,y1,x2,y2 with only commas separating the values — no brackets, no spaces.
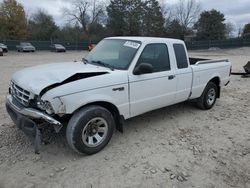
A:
0,49,249,188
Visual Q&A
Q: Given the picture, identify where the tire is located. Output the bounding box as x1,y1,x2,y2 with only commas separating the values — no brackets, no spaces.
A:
197,82,218,110
66,105,115,155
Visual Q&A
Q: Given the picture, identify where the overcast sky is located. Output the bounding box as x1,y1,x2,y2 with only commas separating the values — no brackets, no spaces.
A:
1,0,250,31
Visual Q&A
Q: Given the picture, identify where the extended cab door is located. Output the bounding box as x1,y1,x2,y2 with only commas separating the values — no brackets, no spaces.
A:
129,43,177,117
173,43,193,103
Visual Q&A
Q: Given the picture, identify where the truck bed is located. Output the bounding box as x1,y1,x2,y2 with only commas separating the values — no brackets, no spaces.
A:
189,57,229,65
190,58,231,100
189,57,210,65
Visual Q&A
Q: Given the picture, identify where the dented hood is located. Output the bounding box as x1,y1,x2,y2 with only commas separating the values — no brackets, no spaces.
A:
12,62,111,95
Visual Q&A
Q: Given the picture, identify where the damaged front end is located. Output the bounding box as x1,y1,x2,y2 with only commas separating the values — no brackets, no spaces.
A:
6,81,64,154
6,67,111,153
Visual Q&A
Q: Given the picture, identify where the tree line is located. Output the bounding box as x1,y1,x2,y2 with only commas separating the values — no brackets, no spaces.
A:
0,0,250,42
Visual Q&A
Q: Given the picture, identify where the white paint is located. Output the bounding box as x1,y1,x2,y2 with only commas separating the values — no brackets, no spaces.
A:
10,37,231,121
12,62,112,95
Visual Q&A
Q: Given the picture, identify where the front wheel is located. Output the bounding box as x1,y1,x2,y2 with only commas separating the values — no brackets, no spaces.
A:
197,82,218,110
66,105,115,155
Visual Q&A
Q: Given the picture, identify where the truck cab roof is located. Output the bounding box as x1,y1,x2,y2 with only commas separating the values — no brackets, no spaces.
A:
106,36,184,44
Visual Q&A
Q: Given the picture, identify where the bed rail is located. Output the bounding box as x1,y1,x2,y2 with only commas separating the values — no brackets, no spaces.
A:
195,59,229,65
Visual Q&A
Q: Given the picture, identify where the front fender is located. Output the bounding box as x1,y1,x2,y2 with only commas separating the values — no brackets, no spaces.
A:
64,93,116,113
52,84,130,119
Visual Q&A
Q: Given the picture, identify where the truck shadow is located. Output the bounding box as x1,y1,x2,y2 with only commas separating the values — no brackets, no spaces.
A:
48,101,200,155
123,101,200,131
0,101,201,160
50,102,202,153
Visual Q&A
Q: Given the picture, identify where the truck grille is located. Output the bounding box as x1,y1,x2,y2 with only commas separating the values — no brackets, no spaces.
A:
10,82,30,106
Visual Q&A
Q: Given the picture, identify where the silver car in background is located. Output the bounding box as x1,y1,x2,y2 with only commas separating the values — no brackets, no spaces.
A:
16,42,36,52
50,44,66,52
0,43,8,52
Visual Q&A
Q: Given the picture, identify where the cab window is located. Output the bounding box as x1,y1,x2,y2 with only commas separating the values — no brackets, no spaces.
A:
173,44,188,69
136,43,171,73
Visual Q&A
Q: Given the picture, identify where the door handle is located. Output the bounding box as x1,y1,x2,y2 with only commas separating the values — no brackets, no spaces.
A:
113,87,125,91
168,75,176,80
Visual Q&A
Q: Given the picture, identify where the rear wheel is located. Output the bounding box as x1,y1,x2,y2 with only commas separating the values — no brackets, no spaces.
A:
197,82,218,110
66,105,115,155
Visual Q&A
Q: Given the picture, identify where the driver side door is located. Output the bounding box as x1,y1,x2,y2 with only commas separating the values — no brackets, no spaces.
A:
129,43,177,117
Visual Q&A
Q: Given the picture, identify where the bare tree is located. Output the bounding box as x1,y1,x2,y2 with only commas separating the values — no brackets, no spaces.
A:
91,0,105,23
237,26,243,38
158,0,173,28
158,0,170,17
225,22,235,38
63,0,104,33
175,0,201,30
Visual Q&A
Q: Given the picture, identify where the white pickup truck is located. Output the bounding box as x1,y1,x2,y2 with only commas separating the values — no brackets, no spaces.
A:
6,37,231,154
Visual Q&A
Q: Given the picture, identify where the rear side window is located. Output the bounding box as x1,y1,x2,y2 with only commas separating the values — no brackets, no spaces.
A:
173,44,188,69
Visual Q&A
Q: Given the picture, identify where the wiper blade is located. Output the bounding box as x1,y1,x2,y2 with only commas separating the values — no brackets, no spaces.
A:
91,60,115,71
82,58,89,64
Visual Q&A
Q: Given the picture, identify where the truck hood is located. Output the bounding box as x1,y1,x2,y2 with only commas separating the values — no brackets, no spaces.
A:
12,62,113,95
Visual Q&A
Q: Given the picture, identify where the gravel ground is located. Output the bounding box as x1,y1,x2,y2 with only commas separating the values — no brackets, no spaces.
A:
0,49,249,188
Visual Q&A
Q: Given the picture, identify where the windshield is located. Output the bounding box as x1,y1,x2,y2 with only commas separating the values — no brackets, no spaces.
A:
86,39,141,70
21,43,31,46
55,44,63,47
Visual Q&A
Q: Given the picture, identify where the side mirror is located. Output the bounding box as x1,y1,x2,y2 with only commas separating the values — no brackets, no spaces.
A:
134,63,153,75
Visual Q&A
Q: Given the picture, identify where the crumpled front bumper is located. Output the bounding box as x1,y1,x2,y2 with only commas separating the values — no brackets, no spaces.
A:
5,95,62,136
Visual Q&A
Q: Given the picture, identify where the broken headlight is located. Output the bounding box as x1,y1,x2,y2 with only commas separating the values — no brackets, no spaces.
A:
37,100,54,115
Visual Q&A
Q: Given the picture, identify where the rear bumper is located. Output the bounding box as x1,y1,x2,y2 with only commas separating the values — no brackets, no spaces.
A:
23,49,35,52
56,49,66,52
19,48,35,52
5,95,62,136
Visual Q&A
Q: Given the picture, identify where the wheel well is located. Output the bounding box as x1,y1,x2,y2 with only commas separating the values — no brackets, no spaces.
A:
76,101,124,133
209,77,221,98
209,77,220,86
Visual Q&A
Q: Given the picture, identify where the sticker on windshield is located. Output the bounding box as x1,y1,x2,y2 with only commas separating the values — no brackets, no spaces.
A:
124,41,140,49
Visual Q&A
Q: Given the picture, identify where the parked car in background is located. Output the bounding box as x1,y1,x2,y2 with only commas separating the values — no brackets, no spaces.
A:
50,44,66,52
0,48,3,56
0,43,8,52
16,42,36,52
